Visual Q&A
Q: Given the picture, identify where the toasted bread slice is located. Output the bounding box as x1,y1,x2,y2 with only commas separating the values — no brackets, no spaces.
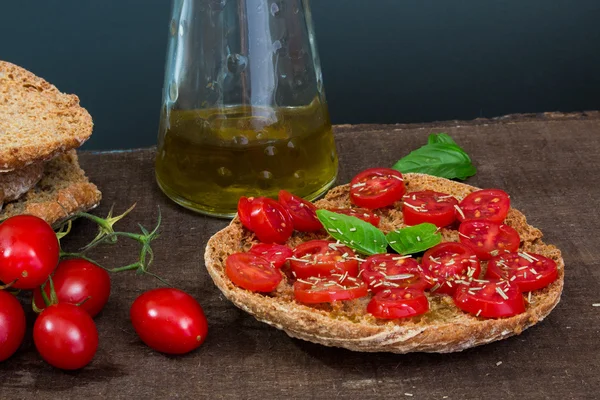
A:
0,162,45,203
0,151,102,227
204,173,564,353
0,61,93,171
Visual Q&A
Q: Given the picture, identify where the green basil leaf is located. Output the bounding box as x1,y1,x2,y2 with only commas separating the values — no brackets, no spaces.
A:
391,142,476,180
316,209,388,255
428,132,458,146
385,223,441,255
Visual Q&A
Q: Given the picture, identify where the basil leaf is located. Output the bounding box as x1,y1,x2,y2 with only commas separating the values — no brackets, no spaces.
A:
316,210,388,255
428,132,458,146
392,142,476,180
385,223,441,255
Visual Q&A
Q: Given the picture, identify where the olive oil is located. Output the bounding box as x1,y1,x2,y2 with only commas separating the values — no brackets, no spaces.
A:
155,97,338,217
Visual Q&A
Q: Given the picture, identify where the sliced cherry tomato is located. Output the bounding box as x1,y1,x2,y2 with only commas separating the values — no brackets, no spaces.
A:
328,208,381,227
237,196,255,230
422,242,481,295
360,254,432,292
33,259,111,318
0,290,26,362
226,252,282,292
453,279,525,318
402,190,458,227
130,288,208,355
248,198,293,244
293,275,368,304
350,168,406,209
457,189,510,223
485,252,558,292
458,220,520,261
33,303,98,370
290,240,359,279
278,190,323,232
367,288,429,319
0,215,60,289
249,243,293,269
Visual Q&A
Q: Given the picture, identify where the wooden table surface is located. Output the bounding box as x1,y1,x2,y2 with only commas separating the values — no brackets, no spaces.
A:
1,113,599,399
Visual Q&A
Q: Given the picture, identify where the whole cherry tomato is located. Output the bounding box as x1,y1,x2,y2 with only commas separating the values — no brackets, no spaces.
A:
33,303,99,370
0,215,60,289
0,290,26,362
130,288,208,355
33,259,111,317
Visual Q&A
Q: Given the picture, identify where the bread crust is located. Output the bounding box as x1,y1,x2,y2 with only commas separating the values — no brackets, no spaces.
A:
0,61,93,171
0,151,102,227
204,173,564,353
0,162,44,206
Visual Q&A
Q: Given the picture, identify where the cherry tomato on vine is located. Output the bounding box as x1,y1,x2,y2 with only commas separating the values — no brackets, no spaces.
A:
33,259,111,318
349,168,406,209
33,303,98,370
0,215,59,289
0,290,26,362
130,288,209,355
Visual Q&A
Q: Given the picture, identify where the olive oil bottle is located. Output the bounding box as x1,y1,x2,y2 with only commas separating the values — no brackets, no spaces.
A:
155,97,338,217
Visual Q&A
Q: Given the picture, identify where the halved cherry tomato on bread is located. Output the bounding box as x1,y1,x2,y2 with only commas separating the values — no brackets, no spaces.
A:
327,208,381,227
367,288,429,319
360,254,432,292
457,189,510,223
249,243,293,269
278,190,323,232
350,168,406,209
237,196,255,230
226,253,282,292
290,240,359,279
453,279,525,318
294,276,368,304
422,242,481,295
458,220,520,261
402,190,458,227
248,198,293,244
485,252,558,292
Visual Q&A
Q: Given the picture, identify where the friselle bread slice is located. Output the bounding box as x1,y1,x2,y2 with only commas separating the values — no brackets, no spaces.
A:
204,173,564,353
0,151,101,227
0,61,93,171
0,162,45,204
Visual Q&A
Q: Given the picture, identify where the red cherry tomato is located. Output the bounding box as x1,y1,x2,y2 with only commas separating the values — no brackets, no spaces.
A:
237,196,255,230
130,288,209,355
278,190,322,232
0,215,59,289
350,168,406,209
249,243,293,269
226,252,282,292
359,254,432,292
422,242,481,294
453,279,525,318
290,240,359,279
0,290,26,362
402,190,458,227
485,252,558,292
248,198,293,244
33,303,98,370
458,220,520,261
457,189,510,223
328,208,381,227
33,259,111,318
367,288,429,319
293,276,368,304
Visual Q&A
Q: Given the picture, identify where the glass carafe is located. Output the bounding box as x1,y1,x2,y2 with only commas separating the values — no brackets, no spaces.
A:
155,0,338,217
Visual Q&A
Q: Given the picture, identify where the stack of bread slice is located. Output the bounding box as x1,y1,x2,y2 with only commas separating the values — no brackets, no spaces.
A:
0,61,101,226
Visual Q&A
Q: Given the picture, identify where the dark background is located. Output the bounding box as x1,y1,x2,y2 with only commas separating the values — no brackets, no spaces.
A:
2,0,599,150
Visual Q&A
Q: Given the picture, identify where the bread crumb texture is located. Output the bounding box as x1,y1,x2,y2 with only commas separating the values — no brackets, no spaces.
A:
0,151,102,227
204,173,564,353
0,61,93,171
